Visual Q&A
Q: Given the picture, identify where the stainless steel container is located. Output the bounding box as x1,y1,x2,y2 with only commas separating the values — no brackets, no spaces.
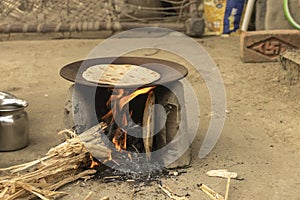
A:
0,91,16,100
0,98,29,151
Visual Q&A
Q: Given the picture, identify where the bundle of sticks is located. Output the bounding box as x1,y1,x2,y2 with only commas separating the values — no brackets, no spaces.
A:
0,124,111,200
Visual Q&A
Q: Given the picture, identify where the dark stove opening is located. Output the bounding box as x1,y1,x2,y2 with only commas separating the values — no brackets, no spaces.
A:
94,86,158,154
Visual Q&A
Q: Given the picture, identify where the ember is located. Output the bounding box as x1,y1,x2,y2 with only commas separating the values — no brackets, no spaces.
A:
112,128,127,151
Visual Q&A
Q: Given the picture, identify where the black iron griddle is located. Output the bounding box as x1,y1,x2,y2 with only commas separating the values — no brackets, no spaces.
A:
60,57,188,88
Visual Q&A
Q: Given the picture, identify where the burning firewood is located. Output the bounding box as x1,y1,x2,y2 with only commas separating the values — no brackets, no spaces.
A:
0,123,111,200
143,90,155,160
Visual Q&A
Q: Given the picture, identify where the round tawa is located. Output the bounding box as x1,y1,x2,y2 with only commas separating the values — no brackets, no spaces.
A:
82,64,160,87
60,57,188,88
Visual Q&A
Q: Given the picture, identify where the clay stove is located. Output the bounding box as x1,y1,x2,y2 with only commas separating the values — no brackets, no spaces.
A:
60,57,191,170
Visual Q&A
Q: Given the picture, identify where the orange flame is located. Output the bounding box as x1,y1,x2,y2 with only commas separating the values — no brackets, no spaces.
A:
89,154,100,168
102,86,155,153
112,128,127,151
119,86,155,110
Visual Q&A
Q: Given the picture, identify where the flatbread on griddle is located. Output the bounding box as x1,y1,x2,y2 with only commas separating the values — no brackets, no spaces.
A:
82,64,160,86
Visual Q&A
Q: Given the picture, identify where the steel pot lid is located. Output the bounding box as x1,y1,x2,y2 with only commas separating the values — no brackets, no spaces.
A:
0,91,16,100
0,98,28,112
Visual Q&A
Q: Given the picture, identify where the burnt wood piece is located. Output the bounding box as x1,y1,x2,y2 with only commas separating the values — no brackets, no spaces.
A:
143,90,155,160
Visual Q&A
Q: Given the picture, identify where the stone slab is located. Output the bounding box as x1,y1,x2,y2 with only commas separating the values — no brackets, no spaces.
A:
240,30,300,63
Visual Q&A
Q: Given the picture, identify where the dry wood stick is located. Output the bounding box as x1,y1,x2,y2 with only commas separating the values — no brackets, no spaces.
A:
0,155,54,173
84,191,93,200
158,184,188,200
4,189,27,200
47,169,96,191
199,184,224,200
0,187,8,198
130,189,136,200
8,154,87,182
0,125,109,200
224,176,231,200
16,181,67,199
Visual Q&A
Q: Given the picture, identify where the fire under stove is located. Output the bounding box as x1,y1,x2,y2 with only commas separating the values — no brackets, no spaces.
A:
60,57,192,179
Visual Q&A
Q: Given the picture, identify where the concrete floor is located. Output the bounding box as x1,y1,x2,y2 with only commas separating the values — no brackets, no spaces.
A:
0,34,299,199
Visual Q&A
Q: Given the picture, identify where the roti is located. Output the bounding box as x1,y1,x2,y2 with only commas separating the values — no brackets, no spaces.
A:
82,64,160,86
